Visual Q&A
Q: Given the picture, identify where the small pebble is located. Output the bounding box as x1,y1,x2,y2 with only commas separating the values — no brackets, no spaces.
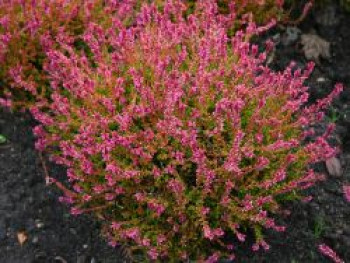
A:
317,77,326,82
54,256,68,263
32,236,39,244
69,228,77,235
35,219,44,229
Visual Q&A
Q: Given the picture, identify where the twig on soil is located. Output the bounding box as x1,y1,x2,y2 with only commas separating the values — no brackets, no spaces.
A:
38,152,78,199
81,204,112,213
283,1,313,26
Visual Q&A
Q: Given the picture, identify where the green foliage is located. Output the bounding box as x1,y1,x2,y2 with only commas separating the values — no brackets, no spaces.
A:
313,216,326,238
0,134,6,144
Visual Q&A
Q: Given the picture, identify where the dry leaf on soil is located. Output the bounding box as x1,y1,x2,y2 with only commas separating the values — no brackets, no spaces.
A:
325,157,343,177
17,231,28,246
301,34,330,63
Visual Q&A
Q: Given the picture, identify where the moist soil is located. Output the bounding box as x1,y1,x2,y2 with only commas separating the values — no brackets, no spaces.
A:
1,2,350,263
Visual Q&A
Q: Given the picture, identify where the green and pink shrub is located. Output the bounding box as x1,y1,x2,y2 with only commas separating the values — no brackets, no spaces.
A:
5,0,342,261
0,0,343,261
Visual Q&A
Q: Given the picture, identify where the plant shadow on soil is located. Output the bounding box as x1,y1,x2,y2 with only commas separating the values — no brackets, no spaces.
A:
0,2,350,263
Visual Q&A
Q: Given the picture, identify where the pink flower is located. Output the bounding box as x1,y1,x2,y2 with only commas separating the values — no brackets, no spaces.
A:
318,243,344,263
134,192,146,202
203,225,224,240
70,207,83,216
111,221,121,230
141,238,151,247
252,240,270,251
167,179,184,194
80,159,94,175
147,248,159,260
124,228,140,240
206,253,220,263
93,185,105,194
302,196,313,203
82,194,92,202
255,156,270,170
58,196,74,204
73,184,83,193
108,240,118,247
147,201,166,216
115,186,125,195
203,225,214,240
105,193,115,201
201,207,210,216
156,234,167,245
236,232,246,242
343,185,350,202
242,195,254,211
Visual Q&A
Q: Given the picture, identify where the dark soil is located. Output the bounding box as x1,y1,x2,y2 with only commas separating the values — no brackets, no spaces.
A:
0,2,350,263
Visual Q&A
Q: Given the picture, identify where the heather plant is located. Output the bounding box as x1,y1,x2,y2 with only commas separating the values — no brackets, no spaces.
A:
8,0,343,261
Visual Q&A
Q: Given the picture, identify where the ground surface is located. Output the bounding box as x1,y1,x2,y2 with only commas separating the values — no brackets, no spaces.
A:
0,2,350,263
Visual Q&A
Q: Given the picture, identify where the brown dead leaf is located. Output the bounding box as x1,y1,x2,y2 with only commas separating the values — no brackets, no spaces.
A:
301,34,330,63
326,157,343,177
17,231,28,246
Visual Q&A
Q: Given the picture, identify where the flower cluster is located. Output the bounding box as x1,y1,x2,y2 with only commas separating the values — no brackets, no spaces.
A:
7,0,341,261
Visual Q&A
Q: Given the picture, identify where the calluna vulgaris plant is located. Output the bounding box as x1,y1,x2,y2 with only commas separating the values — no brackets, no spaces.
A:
3,0,343,261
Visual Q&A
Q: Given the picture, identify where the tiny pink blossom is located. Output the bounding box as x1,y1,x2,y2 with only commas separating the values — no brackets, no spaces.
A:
343,185,350,202
318,243,344,263
201,207,210,216
147,248,159,260
111,221,121,230
70,207,83,216
236,232,246,242
82,194,92,202
124,228,140,240
206,252,220,263
105,193,115,201
157,234,166,245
